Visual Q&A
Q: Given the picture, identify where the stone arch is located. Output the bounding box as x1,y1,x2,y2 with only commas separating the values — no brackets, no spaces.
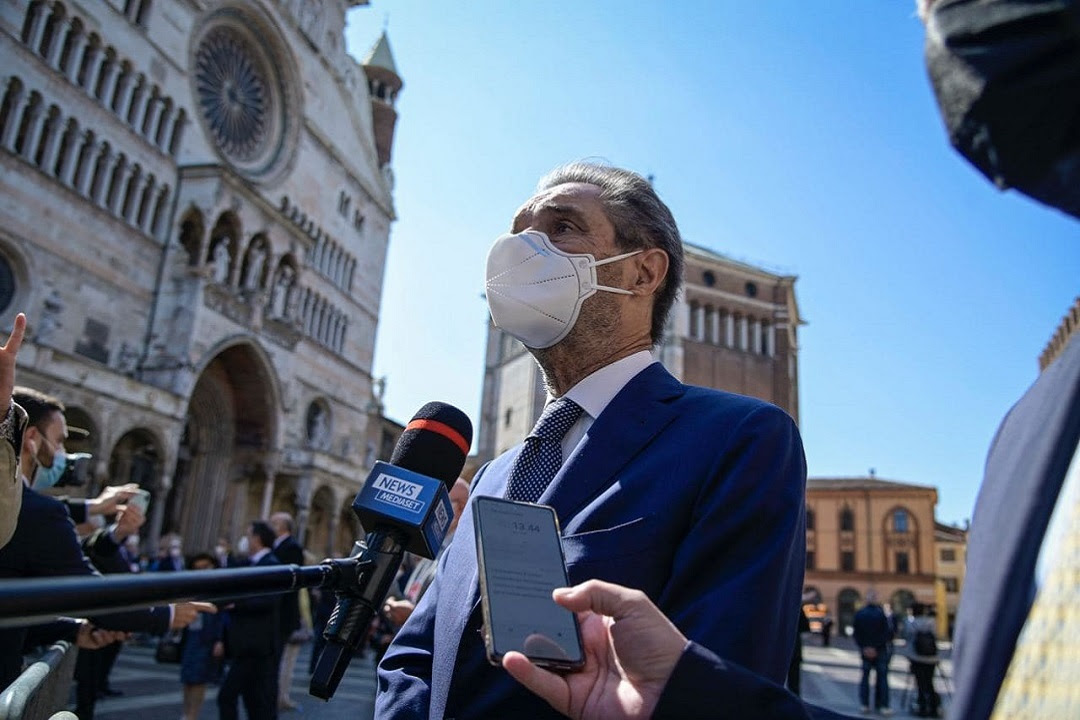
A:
107,426,164,491
166,338,281,552
837,587,861,635
890,588,916,618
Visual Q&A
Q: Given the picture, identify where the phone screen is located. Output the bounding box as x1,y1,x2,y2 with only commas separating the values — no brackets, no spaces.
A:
472,496,584,670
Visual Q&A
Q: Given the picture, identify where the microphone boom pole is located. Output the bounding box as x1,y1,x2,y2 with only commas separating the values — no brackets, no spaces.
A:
0,563,342,629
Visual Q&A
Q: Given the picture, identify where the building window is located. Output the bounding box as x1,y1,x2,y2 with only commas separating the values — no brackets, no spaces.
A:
893,508,909,533
806,508,815,531
940,548,956,562
702,270,716,287
504,408,512,428
745,281,758,297
841,551,855,572
943,577,959,593
840,507,855,532
806,551,815,570
896,551,910,574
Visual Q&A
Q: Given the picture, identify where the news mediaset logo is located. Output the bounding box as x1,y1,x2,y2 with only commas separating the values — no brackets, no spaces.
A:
372,473,425,513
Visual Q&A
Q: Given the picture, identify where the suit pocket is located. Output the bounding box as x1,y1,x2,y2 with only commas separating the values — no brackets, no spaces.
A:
561,515,658,565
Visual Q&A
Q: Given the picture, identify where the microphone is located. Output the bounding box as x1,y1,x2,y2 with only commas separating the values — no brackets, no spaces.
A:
310,401,472,700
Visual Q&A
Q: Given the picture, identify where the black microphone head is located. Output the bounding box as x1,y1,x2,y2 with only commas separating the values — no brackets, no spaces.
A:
389,402,472,486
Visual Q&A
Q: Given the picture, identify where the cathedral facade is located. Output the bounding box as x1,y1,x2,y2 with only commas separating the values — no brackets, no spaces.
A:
0,0,402,559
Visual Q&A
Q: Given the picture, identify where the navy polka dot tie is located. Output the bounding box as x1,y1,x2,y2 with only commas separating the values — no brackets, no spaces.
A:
505,398,584,503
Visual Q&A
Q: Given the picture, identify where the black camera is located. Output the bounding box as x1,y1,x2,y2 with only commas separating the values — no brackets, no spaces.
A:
56,453,93,488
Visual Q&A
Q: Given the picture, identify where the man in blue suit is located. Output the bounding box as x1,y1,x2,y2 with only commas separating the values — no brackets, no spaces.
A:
377,162,807,718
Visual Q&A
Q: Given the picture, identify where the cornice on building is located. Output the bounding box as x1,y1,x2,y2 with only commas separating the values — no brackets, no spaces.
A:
808,476,938,493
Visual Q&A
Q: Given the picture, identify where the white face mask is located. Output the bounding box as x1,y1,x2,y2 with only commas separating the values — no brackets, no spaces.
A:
485,230,640,349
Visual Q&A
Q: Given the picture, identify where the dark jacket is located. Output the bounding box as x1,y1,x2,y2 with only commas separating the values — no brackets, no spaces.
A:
221,550,281,658
853,604,891,651
272,534,304,639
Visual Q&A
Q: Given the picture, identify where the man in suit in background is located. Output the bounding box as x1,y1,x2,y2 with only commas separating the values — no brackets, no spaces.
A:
218,520,282,720
378,162,807,719
269,511,305,711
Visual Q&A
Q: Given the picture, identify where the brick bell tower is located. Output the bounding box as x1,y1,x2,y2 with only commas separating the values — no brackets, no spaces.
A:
362,31,403,168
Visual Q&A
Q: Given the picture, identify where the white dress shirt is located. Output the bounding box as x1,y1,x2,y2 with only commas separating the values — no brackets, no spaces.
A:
556,350,657,461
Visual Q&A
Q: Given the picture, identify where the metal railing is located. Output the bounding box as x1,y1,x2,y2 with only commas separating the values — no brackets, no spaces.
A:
0,641,78,720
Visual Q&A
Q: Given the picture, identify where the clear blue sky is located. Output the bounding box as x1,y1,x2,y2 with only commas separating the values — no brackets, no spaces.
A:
344,2,1078,527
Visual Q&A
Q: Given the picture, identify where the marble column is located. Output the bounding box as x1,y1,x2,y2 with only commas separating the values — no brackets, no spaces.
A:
39,111,64,173
98,59,120,107
147,471,172,556
111,68,134,115
109,160,133,215
125,170,148,224
45,16,70,69
0,86,27,151
259,469,277,520
65,30,88,83
25,2,49,54
91,149,117,207
155,104,175,149
73,135,100,196
57,122,81,186
19,100,45,161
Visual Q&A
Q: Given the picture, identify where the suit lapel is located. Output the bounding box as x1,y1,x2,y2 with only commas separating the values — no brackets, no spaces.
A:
539,362,685,527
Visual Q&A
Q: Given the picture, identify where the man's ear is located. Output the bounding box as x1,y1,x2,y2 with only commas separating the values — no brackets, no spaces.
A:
632,248,669,296
23,425,39,457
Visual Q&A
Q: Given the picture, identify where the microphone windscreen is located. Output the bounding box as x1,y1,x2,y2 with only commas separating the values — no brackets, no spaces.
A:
389,402,472,486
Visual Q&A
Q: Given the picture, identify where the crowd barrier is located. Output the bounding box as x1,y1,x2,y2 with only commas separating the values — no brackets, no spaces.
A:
0,641,78,720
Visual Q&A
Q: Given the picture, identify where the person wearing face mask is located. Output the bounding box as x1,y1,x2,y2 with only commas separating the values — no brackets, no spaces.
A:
150,533,186,572
377,162,807,719
0,386,216,695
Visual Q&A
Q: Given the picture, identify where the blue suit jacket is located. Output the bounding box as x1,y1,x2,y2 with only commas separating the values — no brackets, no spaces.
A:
377,363,807,719
950,332,1080,720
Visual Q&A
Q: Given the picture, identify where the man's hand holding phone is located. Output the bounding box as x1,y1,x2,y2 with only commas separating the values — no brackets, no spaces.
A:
502,579,687,720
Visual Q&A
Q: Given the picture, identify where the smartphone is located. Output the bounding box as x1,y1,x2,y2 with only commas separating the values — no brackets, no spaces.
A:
127,489,151,514
472,496,584,671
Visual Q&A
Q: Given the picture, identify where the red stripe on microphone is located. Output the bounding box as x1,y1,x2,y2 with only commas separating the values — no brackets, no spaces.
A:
406,418,470,456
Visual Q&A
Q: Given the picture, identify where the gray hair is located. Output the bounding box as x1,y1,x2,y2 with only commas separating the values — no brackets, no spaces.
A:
536,162,684,345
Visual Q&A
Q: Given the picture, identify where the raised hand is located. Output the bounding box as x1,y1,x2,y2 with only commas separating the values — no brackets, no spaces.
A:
0,314,26,412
